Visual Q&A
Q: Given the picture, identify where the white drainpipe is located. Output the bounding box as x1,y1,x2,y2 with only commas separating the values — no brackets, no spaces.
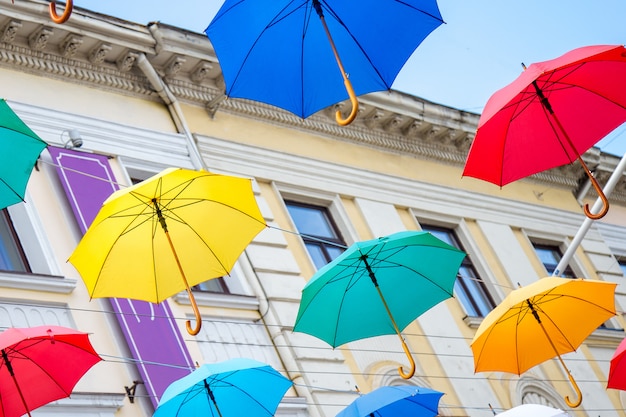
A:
136,52,206,171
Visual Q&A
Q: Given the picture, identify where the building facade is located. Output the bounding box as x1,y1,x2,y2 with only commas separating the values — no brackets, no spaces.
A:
0,1,625,416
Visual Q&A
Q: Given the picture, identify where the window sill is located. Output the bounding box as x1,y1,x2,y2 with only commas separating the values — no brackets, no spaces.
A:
174,291,260,311
463,315,483,328
0,271,77,293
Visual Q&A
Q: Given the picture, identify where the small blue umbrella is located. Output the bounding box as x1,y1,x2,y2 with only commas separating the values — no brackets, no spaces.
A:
153,358,292,417
205,0,444,125
337,386,443,417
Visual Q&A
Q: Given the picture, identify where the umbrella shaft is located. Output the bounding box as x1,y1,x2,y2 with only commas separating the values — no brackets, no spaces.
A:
2,349,32,417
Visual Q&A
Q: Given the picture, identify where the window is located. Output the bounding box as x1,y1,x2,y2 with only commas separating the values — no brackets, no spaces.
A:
0,209,29,273
420,225,495,317
285,201,345,269
532,243,574,277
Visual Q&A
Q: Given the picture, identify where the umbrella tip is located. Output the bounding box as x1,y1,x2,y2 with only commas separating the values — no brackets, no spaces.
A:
521,62,527,70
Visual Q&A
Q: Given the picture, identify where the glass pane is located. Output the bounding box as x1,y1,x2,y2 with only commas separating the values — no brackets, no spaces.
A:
533,243,573,277
326,246,344,262
534,246,559,273
458,266,493,317
193,277,228,293
305,243,329,270
0,212,27,272
420,224,494,317
286,204,337,239
620,261,626,277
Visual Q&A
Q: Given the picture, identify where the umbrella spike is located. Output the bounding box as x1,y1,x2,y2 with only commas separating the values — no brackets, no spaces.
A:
49,0,73,24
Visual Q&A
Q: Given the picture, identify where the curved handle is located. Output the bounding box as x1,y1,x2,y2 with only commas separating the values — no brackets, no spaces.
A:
398,337,416,379
564,369,583,408
583,174,609,220
576,155,609,220
185,290,202,336
335,78,359,126
49,0,73,24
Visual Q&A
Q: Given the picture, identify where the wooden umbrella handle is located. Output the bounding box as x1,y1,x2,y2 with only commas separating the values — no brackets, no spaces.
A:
49,0,73,24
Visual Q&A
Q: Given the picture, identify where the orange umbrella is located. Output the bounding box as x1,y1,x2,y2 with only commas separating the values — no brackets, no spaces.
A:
471,277,616,408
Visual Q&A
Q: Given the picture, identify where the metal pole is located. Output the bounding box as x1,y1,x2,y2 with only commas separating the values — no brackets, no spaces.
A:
553,152,626,276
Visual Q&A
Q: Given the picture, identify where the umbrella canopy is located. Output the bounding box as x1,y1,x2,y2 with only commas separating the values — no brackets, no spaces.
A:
496,404,571,417
153,358,292,417
68,167,266,335
0,98,47,210
0,325,101,417
463,44,626,219
205,0,443,125
608,336,626,390
471,277,616,408
293,230,466,379
336,385,443,417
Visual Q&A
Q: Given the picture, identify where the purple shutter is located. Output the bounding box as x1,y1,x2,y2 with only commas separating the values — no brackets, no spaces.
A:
47,147,195,408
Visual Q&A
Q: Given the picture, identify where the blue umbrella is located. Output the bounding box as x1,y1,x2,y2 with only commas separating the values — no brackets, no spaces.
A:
205,0,444,125
153,358,293,417
337,386,444,417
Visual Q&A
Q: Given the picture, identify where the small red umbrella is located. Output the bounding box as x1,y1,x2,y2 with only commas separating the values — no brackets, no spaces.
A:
463,44,626,220
608,337,626,390
0,325,102,417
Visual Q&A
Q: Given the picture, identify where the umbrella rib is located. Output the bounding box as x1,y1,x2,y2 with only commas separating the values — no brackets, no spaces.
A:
364,244,459,297
531,292,615,351
320,3,388,88
207,368,285,416
4,339,97,397
0,177,25,203
218,0,305,102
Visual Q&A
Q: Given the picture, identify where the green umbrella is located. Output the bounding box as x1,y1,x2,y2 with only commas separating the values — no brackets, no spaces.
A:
293,230,466,379
0,99,47,209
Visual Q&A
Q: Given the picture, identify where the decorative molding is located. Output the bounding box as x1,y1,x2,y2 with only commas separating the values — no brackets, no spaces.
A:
1,20,21,44
0,2,623,201
88,42,112,65
28,26,52,50
59,33,83,58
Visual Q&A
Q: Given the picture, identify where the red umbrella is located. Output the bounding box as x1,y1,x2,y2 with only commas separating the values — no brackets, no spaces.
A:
608,337,626,390
463,44,626,220
0,325,102,417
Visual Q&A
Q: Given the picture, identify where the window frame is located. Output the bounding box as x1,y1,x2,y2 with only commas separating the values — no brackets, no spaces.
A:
419,222,497,318
530,241,575,278
284,200,346,269
278,186,356,270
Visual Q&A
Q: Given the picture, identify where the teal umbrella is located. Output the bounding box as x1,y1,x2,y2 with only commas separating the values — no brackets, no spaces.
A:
0,99,47,209
293,230,466,379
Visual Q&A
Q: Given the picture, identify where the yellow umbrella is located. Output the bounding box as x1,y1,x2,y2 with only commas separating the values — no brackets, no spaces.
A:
471,277,616,408
68,167,266,335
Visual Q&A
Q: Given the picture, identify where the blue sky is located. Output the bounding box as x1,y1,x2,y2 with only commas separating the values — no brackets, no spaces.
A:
76,0,626,156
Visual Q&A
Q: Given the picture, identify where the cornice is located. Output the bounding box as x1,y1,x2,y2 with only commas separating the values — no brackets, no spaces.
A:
1,1,624,203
